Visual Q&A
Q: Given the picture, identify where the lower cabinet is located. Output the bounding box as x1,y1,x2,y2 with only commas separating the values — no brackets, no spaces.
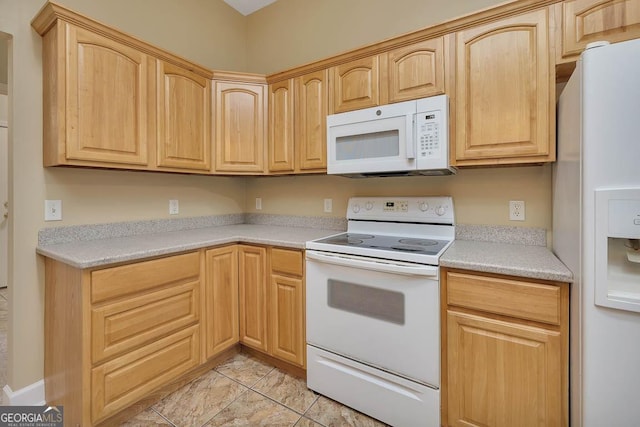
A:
205,246,240,358
441,268,569,427
238,245,306,368
45,251,203,426
44,244,306,425
269,248,305,367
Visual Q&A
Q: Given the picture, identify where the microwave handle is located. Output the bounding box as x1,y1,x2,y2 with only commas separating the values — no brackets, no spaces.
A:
406,114,416,159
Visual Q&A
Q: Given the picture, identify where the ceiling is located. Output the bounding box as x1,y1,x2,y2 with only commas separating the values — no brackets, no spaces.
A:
223,0,277,15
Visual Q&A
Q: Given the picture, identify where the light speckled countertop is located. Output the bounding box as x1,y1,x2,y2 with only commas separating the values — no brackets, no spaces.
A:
440,240,572,282
36,224,340,269
37,219,573,283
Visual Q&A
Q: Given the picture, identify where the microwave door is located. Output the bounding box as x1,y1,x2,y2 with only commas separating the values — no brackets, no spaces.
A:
328,114,415,175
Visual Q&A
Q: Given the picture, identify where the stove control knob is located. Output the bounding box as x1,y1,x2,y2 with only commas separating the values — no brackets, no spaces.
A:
418,202,429,212
365,201,373,210
435,205,446,216
352,204,361,213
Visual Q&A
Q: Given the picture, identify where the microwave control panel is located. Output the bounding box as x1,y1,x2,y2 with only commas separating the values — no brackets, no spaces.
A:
416,110,442,160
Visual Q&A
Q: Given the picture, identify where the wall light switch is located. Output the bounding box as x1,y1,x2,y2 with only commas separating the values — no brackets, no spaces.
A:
324,198,333,213
256,198,262,210
169,199,179,215
45,200,62,221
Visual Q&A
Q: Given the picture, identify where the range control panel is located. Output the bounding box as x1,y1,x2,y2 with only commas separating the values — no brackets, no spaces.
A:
347,196,454,224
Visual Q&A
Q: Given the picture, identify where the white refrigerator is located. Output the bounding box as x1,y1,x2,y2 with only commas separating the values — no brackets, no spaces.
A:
553,38,640,426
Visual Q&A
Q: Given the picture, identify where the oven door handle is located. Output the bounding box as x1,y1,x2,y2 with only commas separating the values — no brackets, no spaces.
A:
305,250,438,277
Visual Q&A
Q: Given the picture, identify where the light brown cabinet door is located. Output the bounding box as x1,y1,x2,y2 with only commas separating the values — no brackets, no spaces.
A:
447,310,563,427
558,0,640,61
331,56,380,113
214,82,267,173
205,246,239,359
91,325,200,424
295,70,328,172
238,245,268,351
269,274,305,367
453,8,554,165
156,61,211,171
268,79,295,172
385,37,445,103
65,24,150,166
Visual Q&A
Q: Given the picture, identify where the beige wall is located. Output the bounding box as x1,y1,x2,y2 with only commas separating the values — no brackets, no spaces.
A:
246,166,552,230
0,0,249,393
246,0,505,74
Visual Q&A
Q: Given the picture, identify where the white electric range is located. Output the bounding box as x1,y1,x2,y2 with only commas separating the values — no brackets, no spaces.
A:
305,196,454,427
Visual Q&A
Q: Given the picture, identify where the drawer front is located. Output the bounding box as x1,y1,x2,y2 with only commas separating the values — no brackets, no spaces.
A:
92,281,199,364
91,252,200,303
270,248,303,277
91,325,200,423
446,271,561,325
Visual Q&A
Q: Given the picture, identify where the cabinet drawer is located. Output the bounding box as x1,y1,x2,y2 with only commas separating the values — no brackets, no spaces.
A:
92,281,199,364
271,248,303,277
446,271,561,325
91,325,200,423
91,252,200,303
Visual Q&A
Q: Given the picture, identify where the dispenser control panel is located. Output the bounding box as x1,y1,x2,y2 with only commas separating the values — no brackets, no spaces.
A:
608,199,640,238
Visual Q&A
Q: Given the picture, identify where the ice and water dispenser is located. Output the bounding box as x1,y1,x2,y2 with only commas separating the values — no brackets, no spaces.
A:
595,188,640,312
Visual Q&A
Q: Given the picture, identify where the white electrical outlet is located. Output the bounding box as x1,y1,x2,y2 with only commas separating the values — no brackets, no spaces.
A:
324,198,333,213
44,200,62,221
509,200,525,221
169,199,179,215
255,198,262,210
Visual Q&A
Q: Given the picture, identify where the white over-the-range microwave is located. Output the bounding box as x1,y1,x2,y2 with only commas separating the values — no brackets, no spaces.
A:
327,95,455,177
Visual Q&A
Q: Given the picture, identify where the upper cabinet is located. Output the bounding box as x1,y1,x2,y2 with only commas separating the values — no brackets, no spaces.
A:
41,21,153,168
295,70,329,172
383,37,446,104
330,56,380,113
451,8,555,166
32,2,214,173
214,79,267,174
268,70,328,174
556,0,640,62
268,79,295,172
156,61,211,172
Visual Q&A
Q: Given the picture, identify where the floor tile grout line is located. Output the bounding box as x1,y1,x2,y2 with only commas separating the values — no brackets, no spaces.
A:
249,386,315,417
150,407,179,427
196,387,253,427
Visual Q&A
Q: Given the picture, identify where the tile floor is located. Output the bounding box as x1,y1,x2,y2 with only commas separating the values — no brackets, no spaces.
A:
122,351,388,427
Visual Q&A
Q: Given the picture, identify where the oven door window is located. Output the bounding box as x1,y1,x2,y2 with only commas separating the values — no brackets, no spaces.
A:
328,279,404,325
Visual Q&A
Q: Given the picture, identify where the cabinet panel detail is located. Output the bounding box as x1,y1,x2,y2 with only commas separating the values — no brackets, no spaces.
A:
214,82,266,173
447,311,562,427
91,252,200,304
331,56,379,113
386,38,445,103
560,0,640,60
157,61,211,171
268,80,295,172
66,25,150,165
295,70,328,171
205,246,240,358
454,8,553,164
447,271,561,325
91,326,199,423
92,281,199,364
269,274,305,367
238,245,268,351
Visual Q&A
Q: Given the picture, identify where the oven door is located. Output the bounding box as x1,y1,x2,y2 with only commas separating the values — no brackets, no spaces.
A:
305,250,439,387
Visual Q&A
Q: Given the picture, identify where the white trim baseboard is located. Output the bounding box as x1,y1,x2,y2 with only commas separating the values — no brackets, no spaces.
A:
3,380,45,406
